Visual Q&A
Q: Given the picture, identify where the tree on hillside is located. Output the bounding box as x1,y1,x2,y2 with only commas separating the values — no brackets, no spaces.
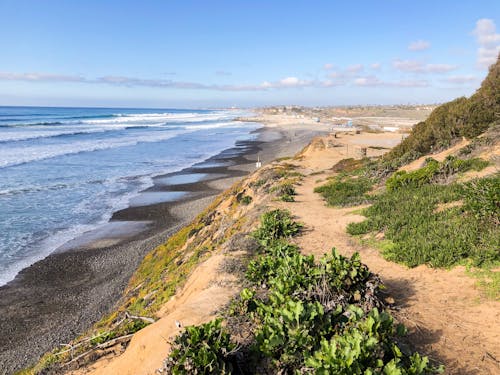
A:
387,53,500,161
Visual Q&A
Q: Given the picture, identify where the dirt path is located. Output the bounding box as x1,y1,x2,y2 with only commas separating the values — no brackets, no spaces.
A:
274,167,500,374
70,131,498,375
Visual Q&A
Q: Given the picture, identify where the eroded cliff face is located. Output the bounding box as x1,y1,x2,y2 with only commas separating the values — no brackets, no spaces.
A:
31,160,303,375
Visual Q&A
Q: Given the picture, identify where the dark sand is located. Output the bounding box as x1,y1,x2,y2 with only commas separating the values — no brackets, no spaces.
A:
0,125,322,374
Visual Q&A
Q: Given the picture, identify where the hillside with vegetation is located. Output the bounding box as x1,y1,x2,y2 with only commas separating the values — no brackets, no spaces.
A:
21,58,499,375
386,55,499,162
23,162,448,374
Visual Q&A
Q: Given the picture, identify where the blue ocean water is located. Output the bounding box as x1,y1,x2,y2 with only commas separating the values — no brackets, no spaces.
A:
0,106,259,285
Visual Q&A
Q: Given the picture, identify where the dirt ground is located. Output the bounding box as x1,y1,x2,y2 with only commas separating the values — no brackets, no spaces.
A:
271,132,500,374
69,253,240,375
70,128,499,375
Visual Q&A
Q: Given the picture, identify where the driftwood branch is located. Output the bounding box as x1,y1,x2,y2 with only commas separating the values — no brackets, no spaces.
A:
96,333,135,350
125,311,156,324
55,311,154,360
62,334,135,367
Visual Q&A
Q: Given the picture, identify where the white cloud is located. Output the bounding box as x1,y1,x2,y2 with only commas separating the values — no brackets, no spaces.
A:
0,72,84,82
326,71,350,85
392,59,457,73
354,76,381,86
408,40,431,51
472,19,500,68
226,76,316,90
0,70,426,92
98,76,209,89
354,75,428,87
346,64,364,73
391,79,429,87
320,79,341,87
327,71,343,79
257,76,313,89
371,63,381,70
425,64,458,73
443,75,478,84
279,76,300,86
393,59,422,72
0,71,323,91
325,63,367,81
323,63,334,70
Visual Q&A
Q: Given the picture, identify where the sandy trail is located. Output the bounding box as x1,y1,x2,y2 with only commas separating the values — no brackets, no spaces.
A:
272,136,500,375
70,129,499,375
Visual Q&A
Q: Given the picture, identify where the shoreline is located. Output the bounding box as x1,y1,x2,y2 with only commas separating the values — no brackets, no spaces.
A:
0,123,324,373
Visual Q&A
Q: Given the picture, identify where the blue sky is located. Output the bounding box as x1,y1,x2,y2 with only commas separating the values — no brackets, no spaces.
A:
0,1,499,108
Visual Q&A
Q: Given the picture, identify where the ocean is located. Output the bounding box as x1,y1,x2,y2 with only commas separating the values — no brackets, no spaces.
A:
0,106,260,285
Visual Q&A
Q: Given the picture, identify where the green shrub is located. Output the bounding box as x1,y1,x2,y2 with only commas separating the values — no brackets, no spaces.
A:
439,155,489,175
315,176,374,207
165,211,441,374
252,179,266,188
331,158,372,173
236,191,253,205
386,159,439,191
239,195,252,205
386,157,489,191
305,308,438,374
246,241,301,284
252,209,302,246
254,297,326,369
464,174,500,225
271,181,297,202
164,318,235,374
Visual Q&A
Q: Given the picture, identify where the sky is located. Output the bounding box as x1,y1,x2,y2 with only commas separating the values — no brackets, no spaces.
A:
0,0,499,108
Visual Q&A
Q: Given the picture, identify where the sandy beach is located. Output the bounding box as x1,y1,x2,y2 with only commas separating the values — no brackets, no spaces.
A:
0,120,325,374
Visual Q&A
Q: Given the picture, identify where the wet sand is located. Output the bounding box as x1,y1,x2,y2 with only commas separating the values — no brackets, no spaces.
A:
0,125,323,374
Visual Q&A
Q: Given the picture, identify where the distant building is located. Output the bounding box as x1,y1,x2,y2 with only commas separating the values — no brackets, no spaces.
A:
383,126,398,132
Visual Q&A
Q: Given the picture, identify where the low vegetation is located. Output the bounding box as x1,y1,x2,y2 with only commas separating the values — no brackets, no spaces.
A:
347,182,497,267
161,210,443,374
314,175,375,207
271,181,297,202
252,209,302,246
164,319,236,374
312,150,498,271
346,161,499,268
236,192,253,205
385,156,489,191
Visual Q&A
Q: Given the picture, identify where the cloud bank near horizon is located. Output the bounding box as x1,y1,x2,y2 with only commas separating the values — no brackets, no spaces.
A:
1,18,497,94
0,69,447,91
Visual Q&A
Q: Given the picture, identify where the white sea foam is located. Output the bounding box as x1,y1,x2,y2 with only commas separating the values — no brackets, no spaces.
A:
0,108,258,286
0,222,96,286
0,123,171,143
0,173,155,286
0,121,246,168
82,112,233,125
0,145,228,286
0,130,184,168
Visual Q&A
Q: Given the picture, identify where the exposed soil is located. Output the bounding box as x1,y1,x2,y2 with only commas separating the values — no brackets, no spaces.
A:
271,133,500,375
63,125,499,375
